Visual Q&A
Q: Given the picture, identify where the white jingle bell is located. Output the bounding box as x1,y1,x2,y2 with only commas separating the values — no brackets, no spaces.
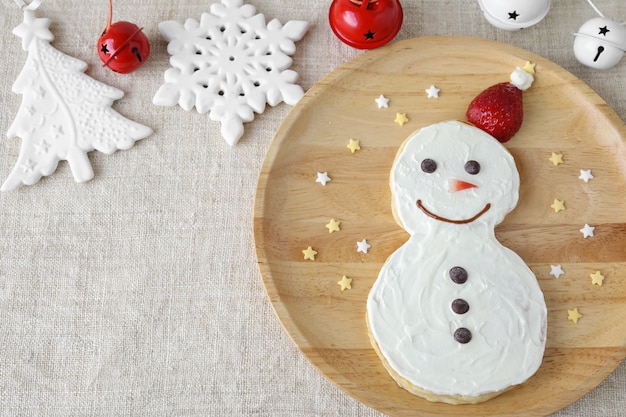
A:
574,17,626,70
478,0,551,31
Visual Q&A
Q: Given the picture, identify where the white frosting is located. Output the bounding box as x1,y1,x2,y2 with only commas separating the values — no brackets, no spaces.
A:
367,121,547,398
510,67,534,91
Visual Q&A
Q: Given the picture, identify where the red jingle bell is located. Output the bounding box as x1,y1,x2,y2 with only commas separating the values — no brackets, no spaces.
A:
97,0,150,73
329,0,403,49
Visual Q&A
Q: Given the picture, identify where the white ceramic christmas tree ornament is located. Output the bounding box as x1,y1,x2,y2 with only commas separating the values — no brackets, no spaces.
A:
3,0,153,191
153,0,309,146
478,0,551,31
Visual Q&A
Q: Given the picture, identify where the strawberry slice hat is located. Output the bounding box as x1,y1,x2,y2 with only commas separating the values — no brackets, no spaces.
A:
466,62,535,142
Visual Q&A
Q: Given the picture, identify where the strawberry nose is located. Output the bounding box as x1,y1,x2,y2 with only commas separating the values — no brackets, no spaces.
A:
450,179,478,192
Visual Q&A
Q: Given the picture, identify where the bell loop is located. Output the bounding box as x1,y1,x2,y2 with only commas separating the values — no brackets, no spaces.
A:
14,0,43,11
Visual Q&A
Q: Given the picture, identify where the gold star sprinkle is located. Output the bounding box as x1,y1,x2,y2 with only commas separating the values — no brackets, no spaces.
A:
567,308,582,324
394,112,408,126
338,275,352,291
590,271,605,286
549,152,564,166
302,246,317,261
522,61,536,74
550,199,565,213
325,219,341,234
347,138,360,153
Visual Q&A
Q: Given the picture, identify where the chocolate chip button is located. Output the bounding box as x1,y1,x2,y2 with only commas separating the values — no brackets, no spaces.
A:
454,327,472,344
420,158,437,173
451,299,470,314
449,266,468,284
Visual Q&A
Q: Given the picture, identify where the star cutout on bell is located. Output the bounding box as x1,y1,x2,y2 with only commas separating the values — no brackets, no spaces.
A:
549,152,564,166
375,94,389,108
356,239,371,253
590,270,605,286
325,219,341,234
508,11,520,20
364,30,375,40
425,85,440,98
302,246,318,261
599,25,610,36
338,275,352,292
347,138,361,153
567,308,582,324
580,223,595,238
550,264,565,279
316,172,331,186
550,199,565,213
13,10,54,50
394,112,408,126
579,169,594,183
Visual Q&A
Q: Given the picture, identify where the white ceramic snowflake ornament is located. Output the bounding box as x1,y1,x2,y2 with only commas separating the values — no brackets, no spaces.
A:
153,0,309,146
3,7,152,192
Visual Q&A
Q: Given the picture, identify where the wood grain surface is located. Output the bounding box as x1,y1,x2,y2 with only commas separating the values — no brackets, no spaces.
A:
254,36,626,417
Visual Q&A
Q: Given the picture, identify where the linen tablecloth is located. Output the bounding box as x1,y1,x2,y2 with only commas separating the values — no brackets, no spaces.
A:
0,0,624,415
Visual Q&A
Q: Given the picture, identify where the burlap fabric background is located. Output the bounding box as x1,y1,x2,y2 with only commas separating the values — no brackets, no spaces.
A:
0,0,624,415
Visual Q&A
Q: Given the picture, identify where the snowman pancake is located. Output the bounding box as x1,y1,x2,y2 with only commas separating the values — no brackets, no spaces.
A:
366,120,547,404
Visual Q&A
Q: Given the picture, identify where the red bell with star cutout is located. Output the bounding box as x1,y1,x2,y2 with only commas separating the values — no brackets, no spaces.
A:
97,0,150,73
329,0,403,49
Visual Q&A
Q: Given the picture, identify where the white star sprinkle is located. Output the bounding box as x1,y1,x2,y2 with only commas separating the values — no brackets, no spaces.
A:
356,239,371,254
316,172,331,186
375,94,389,108
580,224,595,238
425,85,440,98
550,265,564,279
579,169,594,183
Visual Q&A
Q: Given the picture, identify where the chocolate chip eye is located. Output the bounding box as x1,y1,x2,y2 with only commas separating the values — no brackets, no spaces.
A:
421,158,437,173
464,160,480,175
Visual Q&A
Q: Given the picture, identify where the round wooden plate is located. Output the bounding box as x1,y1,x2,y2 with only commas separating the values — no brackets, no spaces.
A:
254,36,626,416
